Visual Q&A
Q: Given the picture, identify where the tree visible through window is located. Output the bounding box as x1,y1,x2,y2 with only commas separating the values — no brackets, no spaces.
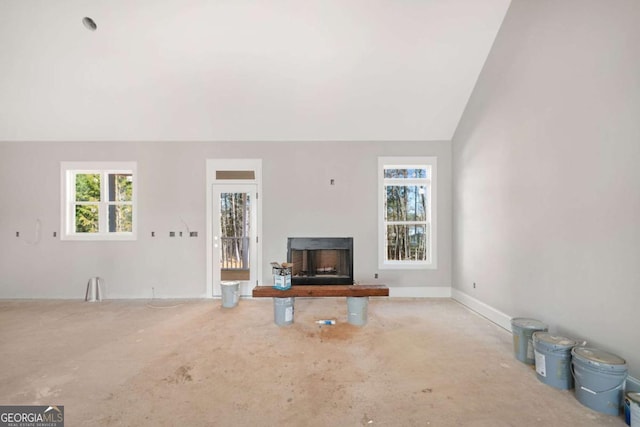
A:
61,162,136,240
379,157,436,269
219,192,251,270
385,168,428,261
74,173,100,232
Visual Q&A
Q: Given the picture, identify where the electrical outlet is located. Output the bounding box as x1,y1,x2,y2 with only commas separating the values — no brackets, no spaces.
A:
473,282,476,289
374,273,378,279
16,231,19,237
190,231,198,237
169,231,175,237
53,231,57,237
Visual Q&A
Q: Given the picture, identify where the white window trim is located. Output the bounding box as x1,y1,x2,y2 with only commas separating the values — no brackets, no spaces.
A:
378,156,437,270
60,161,138,241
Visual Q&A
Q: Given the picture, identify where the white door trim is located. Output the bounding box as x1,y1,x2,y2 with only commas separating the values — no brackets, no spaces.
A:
206,159,262,298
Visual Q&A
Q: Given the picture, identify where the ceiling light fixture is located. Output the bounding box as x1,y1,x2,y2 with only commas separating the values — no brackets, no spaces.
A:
82,17,97,31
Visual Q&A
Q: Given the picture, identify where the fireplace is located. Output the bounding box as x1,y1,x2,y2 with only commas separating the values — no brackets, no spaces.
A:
287,237,353,285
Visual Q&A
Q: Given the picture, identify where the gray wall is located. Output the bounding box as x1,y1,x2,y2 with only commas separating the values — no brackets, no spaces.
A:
0,140,451,299
452,0,640,377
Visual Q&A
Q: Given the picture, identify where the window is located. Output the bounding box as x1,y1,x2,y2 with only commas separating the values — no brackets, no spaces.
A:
61,162,137,240
378,157,436,269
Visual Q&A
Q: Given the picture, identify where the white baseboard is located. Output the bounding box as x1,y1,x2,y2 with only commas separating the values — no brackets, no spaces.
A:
451,289,640,387
451,288,512,331
389,286,452,298
627,375,640,393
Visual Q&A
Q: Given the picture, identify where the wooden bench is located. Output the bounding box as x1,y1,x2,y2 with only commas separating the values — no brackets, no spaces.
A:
252,285,389,298
252,284,389,326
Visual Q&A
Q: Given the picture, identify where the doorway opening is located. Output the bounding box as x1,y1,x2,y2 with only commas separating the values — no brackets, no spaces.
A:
206,159,262,298
220,190,251,282
213,184,257,296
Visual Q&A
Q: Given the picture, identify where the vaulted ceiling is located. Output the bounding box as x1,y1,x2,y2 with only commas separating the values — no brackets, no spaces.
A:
0,0,510,141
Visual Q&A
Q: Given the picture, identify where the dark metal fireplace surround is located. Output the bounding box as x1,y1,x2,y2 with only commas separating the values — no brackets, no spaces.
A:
287,237,354,285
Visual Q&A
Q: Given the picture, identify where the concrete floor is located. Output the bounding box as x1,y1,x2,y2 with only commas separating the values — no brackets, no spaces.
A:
0,298,628,426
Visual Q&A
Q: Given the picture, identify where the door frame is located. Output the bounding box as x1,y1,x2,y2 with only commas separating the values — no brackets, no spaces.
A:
206,159,262,298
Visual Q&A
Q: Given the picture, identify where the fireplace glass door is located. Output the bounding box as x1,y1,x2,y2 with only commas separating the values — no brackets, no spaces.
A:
287,237,353,285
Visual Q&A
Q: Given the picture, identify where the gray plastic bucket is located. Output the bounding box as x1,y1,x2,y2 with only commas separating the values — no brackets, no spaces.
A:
347,297,368,326
628,392,640,426
511,318,547,364
220,281,240,308
532,332,576,390
274,297,294,326
571,347,627,415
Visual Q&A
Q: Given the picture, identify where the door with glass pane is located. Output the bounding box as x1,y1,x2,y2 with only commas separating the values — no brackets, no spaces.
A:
212,184,257,297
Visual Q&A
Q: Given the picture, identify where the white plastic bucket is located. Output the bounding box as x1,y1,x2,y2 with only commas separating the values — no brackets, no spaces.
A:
571,347,627,415
629,392,640,427
220,281,240,308
274,297,294,326
511,318,547,364
347,297,368,326
533,332,576,390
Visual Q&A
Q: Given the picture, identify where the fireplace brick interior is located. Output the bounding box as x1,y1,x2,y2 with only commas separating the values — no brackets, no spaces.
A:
287,237,353,285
